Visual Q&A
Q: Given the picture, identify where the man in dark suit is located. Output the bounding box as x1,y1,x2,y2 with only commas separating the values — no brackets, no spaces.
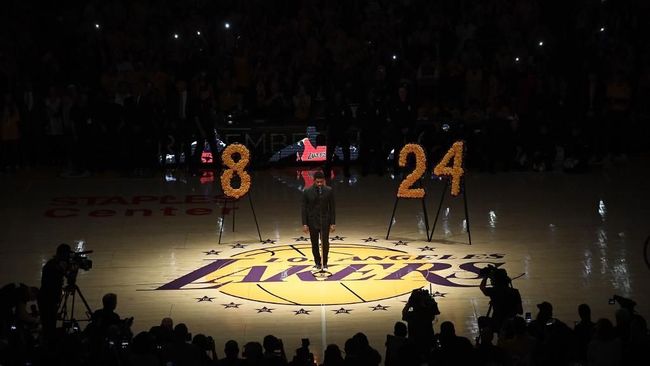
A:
301,171,335,271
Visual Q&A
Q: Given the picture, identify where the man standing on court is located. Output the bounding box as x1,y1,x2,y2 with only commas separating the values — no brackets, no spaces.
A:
302,171,335,271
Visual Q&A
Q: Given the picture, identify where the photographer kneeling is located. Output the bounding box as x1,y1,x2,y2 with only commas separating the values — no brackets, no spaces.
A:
479,265,523,334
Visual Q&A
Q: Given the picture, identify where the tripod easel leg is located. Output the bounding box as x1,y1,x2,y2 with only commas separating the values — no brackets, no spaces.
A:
429,179,448,242
218,199,227,244
422,197,430,242
462,181,472,245
386,197,399,240
248,193,263,242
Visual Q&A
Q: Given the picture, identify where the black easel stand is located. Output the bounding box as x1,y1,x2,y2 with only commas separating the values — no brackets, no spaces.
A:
386,180,430,241
218,192,263,244
428,179,471,244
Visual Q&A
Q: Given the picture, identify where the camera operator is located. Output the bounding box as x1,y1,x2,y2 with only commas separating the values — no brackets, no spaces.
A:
38,243,72,344
402,288,440,357
479,266,523,333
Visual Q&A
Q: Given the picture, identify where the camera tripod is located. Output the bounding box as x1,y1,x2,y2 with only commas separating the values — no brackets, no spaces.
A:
58,283,93,329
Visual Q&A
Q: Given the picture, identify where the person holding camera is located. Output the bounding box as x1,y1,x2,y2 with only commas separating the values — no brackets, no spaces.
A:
289,338,314,366
191,334,219,365
88,293,131,339
262,334,288,366
167,323,204,366
479,266,523,334
0,283,39,334
402,288,440,357
86,293,134,362
38,243,72,344
384,322,407,366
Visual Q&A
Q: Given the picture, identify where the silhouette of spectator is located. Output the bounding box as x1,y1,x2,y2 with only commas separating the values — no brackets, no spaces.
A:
0,283,38,334
242,341,264,366
161,317,174,331
359,89,388,176
324,91,352,178
150,317,175,356
587,318,622,366
0,283,38,364
353,332,381,366
574,303,595,363
192,333,218,365
168,323,203,366
527,301,575,365
432,321,474,366
320,344,344,366
384,321,407,366
474,325,506,366
624,315,650,366
262,334,288,365
127,331,159,366
1,94,22,173
289,338,315,366
614,307,633,342
218,339,245,366
387,85,417,174
497,316,534,366
85,292,133,364
293,84,312,123
89,293,122,337
605,70,631,159
342,333,381,366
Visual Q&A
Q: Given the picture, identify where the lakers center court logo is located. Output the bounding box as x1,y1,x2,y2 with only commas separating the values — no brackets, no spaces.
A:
156,243,510,306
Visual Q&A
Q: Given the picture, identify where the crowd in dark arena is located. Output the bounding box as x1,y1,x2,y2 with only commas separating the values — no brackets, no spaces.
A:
0,0,649,176
1,0,649,365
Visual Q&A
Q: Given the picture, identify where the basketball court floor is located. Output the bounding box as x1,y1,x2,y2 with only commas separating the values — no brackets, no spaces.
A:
1,161,649,363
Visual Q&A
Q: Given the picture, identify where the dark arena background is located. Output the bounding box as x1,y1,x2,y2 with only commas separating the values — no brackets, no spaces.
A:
1,1,649,365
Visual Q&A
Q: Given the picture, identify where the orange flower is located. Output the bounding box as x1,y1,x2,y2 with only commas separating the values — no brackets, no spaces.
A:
433,141,464,196
397,144,427,198
221,144,251,199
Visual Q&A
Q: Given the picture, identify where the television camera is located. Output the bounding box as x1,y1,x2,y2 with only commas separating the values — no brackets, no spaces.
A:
65,250,93,285
479,264,511,287
58,248,94,330
406,288,440,315
608,294,636,312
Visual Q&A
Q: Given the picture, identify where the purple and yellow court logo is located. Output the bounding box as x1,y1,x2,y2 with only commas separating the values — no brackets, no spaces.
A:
157,244,507,306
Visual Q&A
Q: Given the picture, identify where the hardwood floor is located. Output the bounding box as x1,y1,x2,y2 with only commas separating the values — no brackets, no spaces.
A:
1,163,648,363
